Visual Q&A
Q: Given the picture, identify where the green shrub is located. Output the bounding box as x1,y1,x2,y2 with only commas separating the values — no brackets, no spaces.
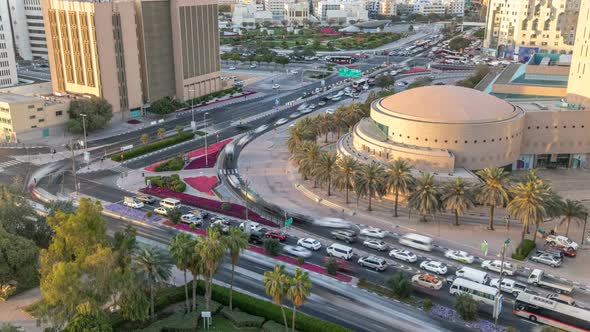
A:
513,239,536,260
297,256,305,265
168,208,182,224
222,308,265,328
263,237,281,256
454,293,479,321
325,258,339,275
146,211,153,218
220,202,231,211
155,156,185,172
145,174,186,192
387,272,412,299
111,132,194,161
263,320,300,332
422,299,433,312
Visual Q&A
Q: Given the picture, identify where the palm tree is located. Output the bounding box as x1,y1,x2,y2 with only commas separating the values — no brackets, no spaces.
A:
507,178,551,249
224,226,249,311
175,125,184,135
263,265,289,331
442,178,475,226
475,167,511,230
169,233,194,313
133,247,172,319
384,159,415,217
287,126,305,154
558,199,587,237
316,114,332,143
287,268,312,332
408,173,441,222
333,156,358,204
195,228,226,311
331,109,346,138
314,152,338,195
140,133,150,145
295,141,320,181
187,242,202,312
157,127,166,140
354,162,385,211
343,103,366,128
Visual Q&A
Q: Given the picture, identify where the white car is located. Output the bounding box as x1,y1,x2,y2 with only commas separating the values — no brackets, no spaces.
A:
290,70,299,75
209,219,230,233
420,261,448,275
275,118,288,126
254,124,269,134
123,199,144,209
297,238,322,251
444,250,475,264
360,227,387,239
301,107,314,114
325,109,335,115
545,235,579,251
282,245,312,258
489,278,527,297
181,214,202,225
272,84,281,89
313,217,351,228
228,66,236,70
297,103,309,111
154,207,169,216
288,111,301,119
389,248,417,263
481,260,516,276
250,64,257,68
363,239,389,251
239,221,263,232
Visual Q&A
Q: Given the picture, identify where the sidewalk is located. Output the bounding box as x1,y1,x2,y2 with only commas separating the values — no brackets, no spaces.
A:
0,288,48,332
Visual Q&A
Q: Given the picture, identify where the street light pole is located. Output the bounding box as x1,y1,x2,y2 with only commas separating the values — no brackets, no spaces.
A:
80,114,88,169
204,112,209,167
494,239,509,327
189,89,196,132
582,214,588,246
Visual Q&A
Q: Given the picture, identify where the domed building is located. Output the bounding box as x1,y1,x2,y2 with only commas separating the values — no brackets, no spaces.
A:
337,85,590,173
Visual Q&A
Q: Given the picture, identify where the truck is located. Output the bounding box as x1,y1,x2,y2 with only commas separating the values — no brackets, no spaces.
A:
123,196,143,209
527,269,574,294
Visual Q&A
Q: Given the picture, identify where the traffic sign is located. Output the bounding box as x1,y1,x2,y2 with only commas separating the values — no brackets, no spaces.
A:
338,68,361,78
275,98,280,106
481,240,488,256
285,217,293,226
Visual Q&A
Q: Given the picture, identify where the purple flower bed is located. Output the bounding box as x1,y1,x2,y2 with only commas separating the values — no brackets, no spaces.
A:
106,203,163,223
184,150,221,170
140,186,278,227
430,305,506,332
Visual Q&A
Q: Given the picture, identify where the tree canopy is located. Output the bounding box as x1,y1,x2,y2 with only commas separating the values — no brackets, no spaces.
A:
67,97,113,133
150,97,183,115
0,226,39,299
448,37,471,51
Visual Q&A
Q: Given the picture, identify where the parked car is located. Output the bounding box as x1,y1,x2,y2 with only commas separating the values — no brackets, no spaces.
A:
358,256,388,271
544,243,576,257
411,274,443,290
531,253,562,267
389,249,417,263
248,231,265,244
317,100,327,107
153,207,169,216
481,260,517,276
228,66,236,70
135,195,156,205
250,64,257,69
265,230,287,241
288,111,302,119
209,219,230,233
536,247,564,259
489,278,527,297
331,230,357,243
420,261,448,275
282,245,312,258
123,198,144,209
275,118,288,126
325,109,335,114
297,238,322,251
360,227,387,239
363,239,388,251
181,214,202,226
545,235,579,251
272,84,281,89
444,250,475,264
240,221,263,232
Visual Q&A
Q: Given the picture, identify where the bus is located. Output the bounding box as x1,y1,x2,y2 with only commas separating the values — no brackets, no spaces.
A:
352,78,367,89
442,49,461,56
405,45,417,52
514,292,590,332
445,55,468,62
325,56,355,65
449,278,500,306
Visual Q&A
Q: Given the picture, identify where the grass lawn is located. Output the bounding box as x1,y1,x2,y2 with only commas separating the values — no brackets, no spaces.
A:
142,313,262,332
202,315,262,332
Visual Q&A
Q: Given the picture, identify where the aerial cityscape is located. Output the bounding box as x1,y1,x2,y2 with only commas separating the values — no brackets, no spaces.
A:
0,0,589,331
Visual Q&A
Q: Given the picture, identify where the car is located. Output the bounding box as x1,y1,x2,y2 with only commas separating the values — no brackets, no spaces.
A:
358,256,388,271
153,207,168,216
135,195,156,204
331,95,342,101
360,227,387,239
297,238,322,250
228,66,236,70
288,111,301,119
489,278,527,297
411,274,443,290
545,235,579,251
531,253,562,267
248,231,265,244
389,248,418,263
265,230,287,241
546,293,576,306
180,213,202,225
250,64,257,68
544,243,576,257
275,118,288,126
444,250,475,264
395,81,408,86
282,245,312,258
420,261,448,275
123,199,144,209
362,84,369,90
308,104,316,110
209,219,230,233
481,260,517,276
317,100,327,107
290,70,299,75
272,84,281,89
301,107,314,114
536,247,564,259
325,109,335,114
240,221,263,232
363,239,388,251
330,230,357,243
189,209,209,219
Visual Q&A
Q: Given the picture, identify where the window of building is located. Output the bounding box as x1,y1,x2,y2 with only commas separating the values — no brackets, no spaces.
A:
29,115,36,119
28,105,34,109
37,107,43,111
55,110,63,116
31,125,37,129
38,119,45,123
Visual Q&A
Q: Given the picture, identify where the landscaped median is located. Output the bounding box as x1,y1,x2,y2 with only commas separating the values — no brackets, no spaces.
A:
111,131,195,162
184,176,218,196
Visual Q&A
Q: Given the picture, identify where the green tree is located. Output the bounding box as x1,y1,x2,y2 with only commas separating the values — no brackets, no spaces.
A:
314,152,338,196
140,133,150,145
408,25,414,32
375,74,395,89
218,4,231,12
334,156,359,204
449,36,471,51
195,228,226,311
66,97,113,133
408,173,441,222
454,293,479,321
187,239,202,312
287,126,305,154
44,200,75,216
354,162,385,211
316,114,333,143
475,167,510,230
387,272,411,299
294,141,320,181
175,125,184,135
263,237,281,256
112,224,137,270
325,257,339,275
224,226,249,311
0,227,39,299
133,247,172,319
263,265,289,331
169,233,194,313
0,185,51,247
287,268,312,332
64,310,112,332
384,159,415,217
274,56,290,67
0,323,22,332
157,127,166,140
150,97,177,115
442,178,475,226
558,199,587,236
168,208,182,224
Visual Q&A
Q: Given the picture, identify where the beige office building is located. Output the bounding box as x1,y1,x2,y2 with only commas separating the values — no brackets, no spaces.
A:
42,0,222,119
567,0,590,108
484,0,579,55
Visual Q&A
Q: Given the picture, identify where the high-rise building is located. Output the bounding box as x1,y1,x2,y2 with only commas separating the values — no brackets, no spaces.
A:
0,0,19,88
7,0,48,60
566,0,590,108
484,0,579,55
264,0,294,19
42,0,222,120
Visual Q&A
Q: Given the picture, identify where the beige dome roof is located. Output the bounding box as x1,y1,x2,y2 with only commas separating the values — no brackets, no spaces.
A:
377,86,516,123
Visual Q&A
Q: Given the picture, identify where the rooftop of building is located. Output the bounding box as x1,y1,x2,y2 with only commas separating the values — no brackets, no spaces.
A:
0,92,43,104
529,53,572,66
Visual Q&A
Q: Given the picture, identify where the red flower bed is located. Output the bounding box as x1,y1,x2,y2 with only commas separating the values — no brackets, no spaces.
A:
164,220,207,236
187,138,232,158
140,186,277,227
184,176,218,196
184,150,220,169
144,160,166,172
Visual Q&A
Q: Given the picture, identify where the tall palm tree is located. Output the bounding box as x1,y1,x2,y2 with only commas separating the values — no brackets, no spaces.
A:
354,162,385,211
157,127,166,140
133,247,172,319
475,167,510,230
140,133,150,145
287,268,312,332
507,179,550,250
384,159,415,217
316,114,333,143
314,152,338,195
263,265,289,331
344,103,366,128
333,156,358,204
224,226,249,311
558,199,587,237
442,178,475,226
408,173,441,222
187,242,202,312
331,110,346,137
169,233,194,313
195,229,226,311
295,141,320,182
287,126,305,154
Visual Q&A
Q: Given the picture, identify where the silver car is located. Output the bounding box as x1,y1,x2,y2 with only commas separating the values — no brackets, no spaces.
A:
282,245,312,258
363,239,388,251
531,253,562,267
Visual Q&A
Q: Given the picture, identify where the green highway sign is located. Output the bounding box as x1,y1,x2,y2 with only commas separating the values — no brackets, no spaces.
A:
338,68,362,78
285,217,293,226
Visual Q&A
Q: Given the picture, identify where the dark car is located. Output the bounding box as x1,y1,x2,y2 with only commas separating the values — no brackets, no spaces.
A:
135,195,156,204
265,230,287,241
249,231,265,244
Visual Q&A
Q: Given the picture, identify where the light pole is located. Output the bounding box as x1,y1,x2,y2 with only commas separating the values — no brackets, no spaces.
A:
189,88,196,132
582,213,588,246
80,114,88,169
494,238,509,327
204,112,209,167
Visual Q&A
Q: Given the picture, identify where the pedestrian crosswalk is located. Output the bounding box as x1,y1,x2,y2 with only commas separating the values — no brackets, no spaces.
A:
0,158,23,171
219,169,238,175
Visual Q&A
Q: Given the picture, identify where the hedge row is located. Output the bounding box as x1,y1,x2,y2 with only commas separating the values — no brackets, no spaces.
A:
185,86,243,107
512,239,536,260
155,156,185,172
263,320,301,332
145,175,186,193
222,308,265,328
111,132,194,161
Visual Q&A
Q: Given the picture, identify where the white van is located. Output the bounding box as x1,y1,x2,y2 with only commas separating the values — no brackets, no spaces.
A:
326,243,354,260
398,233,433,251
160,198,181,209
455,267,490,284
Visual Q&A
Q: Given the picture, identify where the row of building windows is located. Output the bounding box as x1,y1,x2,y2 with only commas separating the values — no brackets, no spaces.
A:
527,124,585,129
390,131,523,145
0,118,11,124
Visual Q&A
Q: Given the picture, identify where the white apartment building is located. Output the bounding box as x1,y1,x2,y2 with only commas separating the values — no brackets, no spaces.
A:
233,3,273,27
7,0,47,60
264,0,294,19
316,0,368,22
0,1,18,88
284,2,309,25
445,0,464,16
408,0,464,16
